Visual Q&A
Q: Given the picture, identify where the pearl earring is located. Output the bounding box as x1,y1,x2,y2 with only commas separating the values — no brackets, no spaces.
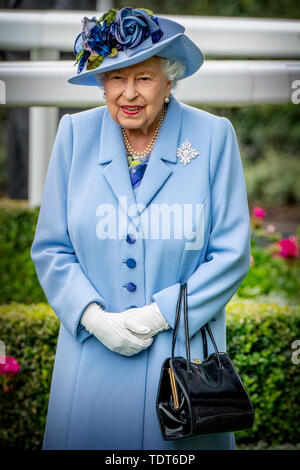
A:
164,96,170,104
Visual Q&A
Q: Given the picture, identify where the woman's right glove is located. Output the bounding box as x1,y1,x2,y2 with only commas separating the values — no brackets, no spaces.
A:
80,302,153,357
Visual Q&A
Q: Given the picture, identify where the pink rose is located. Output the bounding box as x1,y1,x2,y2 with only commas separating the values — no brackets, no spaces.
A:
275,236,299,259
0,356,20,377
253,207,266,219
266,224,276,233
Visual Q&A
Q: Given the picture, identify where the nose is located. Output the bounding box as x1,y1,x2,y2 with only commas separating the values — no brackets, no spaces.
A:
123,78,139,101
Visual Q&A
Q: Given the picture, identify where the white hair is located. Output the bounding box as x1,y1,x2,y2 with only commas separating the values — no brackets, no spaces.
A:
158,57,186,89
94,57,186,90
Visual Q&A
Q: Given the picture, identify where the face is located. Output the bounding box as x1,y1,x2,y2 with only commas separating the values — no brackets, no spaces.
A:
102,57,172,135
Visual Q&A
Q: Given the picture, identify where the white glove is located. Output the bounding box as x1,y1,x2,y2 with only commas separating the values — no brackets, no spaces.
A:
80,302,153,356
121,302,170,340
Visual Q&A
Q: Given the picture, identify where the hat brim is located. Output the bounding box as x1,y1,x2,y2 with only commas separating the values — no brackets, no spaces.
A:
68,30,204,86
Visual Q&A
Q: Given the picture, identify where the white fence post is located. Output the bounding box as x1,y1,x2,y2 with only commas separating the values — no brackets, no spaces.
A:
28,106,58,208
28,48,59,208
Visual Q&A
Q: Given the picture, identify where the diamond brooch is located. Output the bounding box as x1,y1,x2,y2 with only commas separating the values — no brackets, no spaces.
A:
177,140,200,165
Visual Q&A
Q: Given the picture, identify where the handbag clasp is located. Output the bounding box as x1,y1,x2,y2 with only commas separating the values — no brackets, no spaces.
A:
193,358,202,364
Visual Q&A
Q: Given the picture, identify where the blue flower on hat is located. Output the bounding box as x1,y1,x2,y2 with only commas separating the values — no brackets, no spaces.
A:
111,7,163,50
74,16,115,73
73,7,163,74
88,24,111,56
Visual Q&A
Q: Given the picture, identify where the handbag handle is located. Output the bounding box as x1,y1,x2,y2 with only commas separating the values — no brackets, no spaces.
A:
171,283,222,370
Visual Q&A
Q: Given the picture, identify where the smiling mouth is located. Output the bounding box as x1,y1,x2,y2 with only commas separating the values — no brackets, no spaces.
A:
121,106,144,115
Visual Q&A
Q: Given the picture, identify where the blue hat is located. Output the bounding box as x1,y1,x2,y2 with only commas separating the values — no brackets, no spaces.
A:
68,7,204,86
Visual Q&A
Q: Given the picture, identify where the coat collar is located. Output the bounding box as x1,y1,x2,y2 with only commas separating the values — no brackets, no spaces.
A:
98,93,183,226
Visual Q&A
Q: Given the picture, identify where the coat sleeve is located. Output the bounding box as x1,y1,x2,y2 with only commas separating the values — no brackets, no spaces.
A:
30,114,107,343
152,116,251,344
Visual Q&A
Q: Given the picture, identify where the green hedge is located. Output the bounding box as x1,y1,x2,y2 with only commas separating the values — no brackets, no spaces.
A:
0,301,299,449
0,303,58,450
227,301,300,445
0,200,47,305
238,237,300,305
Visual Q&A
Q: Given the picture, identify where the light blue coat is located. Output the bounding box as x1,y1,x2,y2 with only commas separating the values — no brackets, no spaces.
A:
31,93,250,450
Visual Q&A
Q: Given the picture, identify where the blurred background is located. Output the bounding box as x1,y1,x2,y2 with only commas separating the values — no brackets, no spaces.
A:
0,0,299,451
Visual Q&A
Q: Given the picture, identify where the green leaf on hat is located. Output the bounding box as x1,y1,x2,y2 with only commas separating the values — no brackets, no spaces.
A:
86,54,104,71
108,48,118,58
138,8,153,18
75,49,84,65
99,8,117,26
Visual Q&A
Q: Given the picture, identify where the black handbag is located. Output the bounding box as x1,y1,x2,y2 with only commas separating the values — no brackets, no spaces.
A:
156,282,255,441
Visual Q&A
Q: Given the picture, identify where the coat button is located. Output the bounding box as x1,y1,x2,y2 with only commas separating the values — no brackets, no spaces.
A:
126,233,136,244
125,282,136,292
125,258,136,268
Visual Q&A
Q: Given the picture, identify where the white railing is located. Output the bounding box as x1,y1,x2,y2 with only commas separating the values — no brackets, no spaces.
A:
0,10,300,206
1,11,300,57
1,60,299,106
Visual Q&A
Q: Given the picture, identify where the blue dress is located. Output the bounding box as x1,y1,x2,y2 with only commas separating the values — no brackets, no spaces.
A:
126,151,151,197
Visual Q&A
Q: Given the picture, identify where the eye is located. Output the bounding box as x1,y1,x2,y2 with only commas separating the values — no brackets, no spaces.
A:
139,77,150,81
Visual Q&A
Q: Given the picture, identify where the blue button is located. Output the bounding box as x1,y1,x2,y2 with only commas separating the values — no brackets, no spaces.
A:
125,282,136,292
126,233,136,244
125,258,136,268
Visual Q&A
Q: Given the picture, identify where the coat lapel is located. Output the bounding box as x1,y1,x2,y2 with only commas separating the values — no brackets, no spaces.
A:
135,94,182,217
98,94,183,225
98,107,137,225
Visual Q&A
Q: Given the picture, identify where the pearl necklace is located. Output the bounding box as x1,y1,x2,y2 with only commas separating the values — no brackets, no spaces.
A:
121,104,167,158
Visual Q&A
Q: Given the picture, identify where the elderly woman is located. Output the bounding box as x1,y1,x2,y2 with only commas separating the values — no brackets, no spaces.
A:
31,7,250,450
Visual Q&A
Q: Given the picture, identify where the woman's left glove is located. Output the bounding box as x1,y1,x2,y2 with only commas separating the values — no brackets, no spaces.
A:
80,302,153,356
121,302,170,340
